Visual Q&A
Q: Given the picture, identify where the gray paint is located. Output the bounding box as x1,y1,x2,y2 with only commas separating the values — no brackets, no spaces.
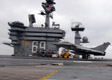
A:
7,0,65,56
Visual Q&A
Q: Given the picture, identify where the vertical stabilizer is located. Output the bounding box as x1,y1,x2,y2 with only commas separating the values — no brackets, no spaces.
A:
93,42,110,52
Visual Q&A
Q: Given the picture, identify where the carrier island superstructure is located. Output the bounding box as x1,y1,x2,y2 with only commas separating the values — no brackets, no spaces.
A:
7,0,65,56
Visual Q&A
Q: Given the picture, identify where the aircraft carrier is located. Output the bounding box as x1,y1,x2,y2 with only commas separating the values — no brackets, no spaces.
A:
1,0,112,80
4,0,110,59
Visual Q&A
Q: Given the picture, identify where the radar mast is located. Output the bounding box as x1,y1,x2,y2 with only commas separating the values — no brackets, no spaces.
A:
41,0,56,28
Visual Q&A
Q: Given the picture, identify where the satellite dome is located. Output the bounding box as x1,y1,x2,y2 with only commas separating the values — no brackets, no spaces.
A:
82,36,89,43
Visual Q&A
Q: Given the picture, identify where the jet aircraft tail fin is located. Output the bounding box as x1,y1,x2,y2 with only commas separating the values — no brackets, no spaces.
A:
93,42,110,52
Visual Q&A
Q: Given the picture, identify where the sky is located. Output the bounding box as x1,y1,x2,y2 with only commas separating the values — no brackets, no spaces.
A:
0,0,112,58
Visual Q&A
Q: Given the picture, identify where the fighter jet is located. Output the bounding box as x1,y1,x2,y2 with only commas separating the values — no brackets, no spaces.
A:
54,22,110,59
54,41,110,59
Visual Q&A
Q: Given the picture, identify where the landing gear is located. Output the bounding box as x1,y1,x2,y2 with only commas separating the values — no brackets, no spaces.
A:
82,54,90,59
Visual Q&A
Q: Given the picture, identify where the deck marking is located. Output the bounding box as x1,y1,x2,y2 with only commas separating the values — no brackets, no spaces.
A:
73,61,93,63
40,70,58,80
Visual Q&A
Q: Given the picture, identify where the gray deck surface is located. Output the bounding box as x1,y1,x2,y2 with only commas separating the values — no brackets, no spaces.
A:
0,67,53,80
0,55,112,80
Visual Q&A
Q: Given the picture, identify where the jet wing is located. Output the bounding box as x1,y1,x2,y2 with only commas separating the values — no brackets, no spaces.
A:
53,41,76,50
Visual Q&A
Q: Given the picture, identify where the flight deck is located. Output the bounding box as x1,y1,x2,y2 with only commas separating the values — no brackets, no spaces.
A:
0,55,112,80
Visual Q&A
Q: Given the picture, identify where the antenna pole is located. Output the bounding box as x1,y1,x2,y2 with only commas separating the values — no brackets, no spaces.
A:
41,0,56,28
45,13,50,28
71,22,85,45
